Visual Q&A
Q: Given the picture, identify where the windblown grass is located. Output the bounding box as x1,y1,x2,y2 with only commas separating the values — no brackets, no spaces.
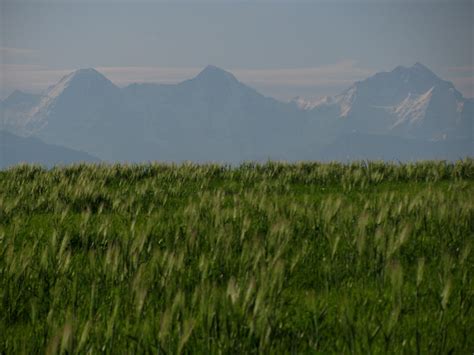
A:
1,160,473,353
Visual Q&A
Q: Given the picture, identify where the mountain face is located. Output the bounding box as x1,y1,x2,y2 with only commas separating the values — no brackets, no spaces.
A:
0,90,43,134
29,68,134,159
1,90,42,110
123,65,310,162
0,130,99,168
4,69,147,161
298,63,471,141
1,63,472,163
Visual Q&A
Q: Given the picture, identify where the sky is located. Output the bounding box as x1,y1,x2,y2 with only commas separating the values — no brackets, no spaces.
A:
1,0,473,100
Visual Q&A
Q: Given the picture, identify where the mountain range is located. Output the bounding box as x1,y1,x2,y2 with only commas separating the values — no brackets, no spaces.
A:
1,63,472,165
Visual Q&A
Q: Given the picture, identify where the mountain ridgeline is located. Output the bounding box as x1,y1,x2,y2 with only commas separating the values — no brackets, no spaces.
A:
0,130,99,168
1,63,472,165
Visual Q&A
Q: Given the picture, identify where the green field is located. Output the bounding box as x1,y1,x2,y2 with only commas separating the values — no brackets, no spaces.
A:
1,161,473,353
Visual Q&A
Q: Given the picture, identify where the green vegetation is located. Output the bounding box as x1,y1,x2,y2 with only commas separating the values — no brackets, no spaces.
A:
1,161,473,353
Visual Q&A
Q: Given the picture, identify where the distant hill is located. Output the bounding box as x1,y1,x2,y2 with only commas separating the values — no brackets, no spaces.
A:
318,133,472,162
0,130,99,168
1,63,472,163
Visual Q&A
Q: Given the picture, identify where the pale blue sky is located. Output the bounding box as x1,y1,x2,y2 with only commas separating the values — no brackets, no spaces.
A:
1,0,473,99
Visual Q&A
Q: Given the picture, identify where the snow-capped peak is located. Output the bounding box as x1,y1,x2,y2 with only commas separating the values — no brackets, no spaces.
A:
29,68,118,119
44,68,116,99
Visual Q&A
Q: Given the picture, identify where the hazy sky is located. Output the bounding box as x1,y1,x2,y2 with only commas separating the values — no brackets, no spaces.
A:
1,0,473,100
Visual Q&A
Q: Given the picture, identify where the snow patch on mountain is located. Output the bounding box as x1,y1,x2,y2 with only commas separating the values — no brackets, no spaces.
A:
28,79,70,119
390,87,434,128
336,86,357,117
293,85,357,118
292,96,334,110
29,68,117,119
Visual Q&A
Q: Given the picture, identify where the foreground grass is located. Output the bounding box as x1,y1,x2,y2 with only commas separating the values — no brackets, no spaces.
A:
0,161,473,353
